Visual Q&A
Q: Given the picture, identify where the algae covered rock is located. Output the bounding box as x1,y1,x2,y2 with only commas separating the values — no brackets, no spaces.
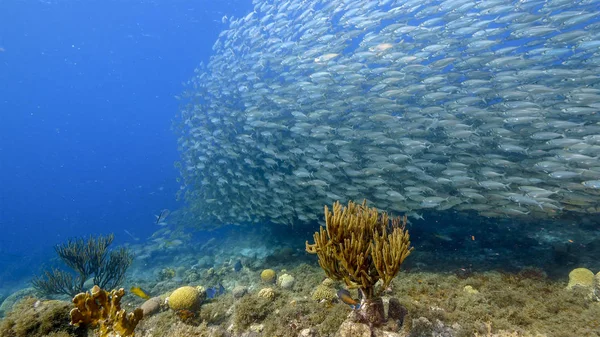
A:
0,297,75,337
0,287,36,317
566,267,594,290
387,297,408,326
336,320,372,337
167,286,206,311
260,269,276,284
232,286,248,299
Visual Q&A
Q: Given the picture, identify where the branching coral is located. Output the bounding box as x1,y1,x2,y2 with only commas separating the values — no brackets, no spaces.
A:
306,200,413,325
306,200,413,298
70,285,143,337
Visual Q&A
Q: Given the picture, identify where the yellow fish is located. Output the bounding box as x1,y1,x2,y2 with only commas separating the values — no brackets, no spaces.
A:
130,286,150,300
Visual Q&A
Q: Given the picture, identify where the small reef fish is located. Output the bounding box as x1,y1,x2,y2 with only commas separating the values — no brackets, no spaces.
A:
233,260,243,272
336,289,360,310
206,283,226,299
433,233,453,242
124,229,139,241
155,209,170,225
130,286,151,300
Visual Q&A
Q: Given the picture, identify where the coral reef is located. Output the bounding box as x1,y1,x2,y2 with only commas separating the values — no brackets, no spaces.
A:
119,262,600,336
32,234,134,297
306,200,413,325
70,285,143,337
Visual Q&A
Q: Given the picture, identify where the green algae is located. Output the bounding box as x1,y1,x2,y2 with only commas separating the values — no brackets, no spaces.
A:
392,270,600,337
0,297,81,337
1,263,598,336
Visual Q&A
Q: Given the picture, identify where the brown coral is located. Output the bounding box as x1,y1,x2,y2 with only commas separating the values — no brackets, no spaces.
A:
70,285,143,337
306,200,413,299
306,200,413,327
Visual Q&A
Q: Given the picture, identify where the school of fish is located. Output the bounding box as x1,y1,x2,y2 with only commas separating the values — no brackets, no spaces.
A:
175,0,600,227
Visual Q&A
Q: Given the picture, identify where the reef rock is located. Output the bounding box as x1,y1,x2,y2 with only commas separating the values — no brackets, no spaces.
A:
336,319,404,337
0,287,36,317
387,298,408,327
140,296,162,317
336,320,372,337
232,286,248,299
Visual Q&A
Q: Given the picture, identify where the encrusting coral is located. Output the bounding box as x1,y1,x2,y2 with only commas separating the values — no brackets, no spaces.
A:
70,285,143,337
306,200,413,326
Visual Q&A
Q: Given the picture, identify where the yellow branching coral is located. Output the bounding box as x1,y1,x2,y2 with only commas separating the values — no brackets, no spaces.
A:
306,200,413,299
70,285,143,337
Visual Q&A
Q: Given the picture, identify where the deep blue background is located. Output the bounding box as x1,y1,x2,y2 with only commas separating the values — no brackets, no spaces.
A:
0,0,253,288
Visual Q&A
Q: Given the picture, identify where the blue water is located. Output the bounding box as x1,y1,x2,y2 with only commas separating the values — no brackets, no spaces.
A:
0,0,253,289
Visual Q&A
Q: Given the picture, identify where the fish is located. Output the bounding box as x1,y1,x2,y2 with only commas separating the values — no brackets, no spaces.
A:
124,229,139,241
206,283,226,299
172,0,600,226
433,233,453,242
336,289,360,310
233,260,243,272
130,286,151,300
155,209,170,225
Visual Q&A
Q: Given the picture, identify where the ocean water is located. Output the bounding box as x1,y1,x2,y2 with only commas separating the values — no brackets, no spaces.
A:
0,0,252,290
1,0,600,336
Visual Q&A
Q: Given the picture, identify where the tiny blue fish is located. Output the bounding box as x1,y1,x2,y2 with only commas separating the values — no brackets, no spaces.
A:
206,283,226,299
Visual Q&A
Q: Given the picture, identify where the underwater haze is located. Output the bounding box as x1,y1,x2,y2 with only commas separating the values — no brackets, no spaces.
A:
0,0,252,289
1,0,600,335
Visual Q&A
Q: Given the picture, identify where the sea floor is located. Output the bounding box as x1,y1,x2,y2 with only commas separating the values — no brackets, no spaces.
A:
1,213,599,337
